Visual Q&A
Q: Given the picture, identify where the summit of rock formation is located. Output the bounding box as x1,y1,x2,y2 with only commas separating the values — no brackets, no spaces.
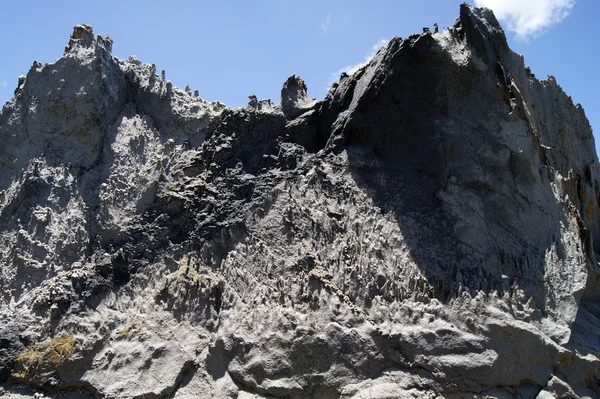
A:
1,4,599,398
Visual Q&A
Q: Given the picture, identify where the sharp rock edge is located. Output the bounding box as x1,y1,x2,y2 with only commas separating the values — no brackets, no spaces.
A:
1,4,600,399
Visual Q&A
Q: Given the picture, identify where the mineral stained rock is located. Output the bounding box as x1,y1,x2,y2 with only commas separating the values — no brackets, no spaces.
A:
1,5,599,399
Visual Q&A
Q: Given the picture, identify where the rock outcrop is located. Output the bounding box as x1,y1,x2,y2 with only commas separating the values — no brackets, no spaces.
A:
1,5,599,398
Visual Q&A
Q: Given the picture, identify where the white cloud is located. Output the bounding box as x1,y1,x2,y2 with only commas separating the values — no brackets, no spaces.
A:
320,13,332,33
1,80,7,89
326,38,389,92
474,0,575,40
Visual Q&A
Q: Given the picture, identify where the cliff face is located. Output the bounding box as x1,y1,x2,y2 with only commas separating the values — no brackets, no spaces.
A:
1,5,599,398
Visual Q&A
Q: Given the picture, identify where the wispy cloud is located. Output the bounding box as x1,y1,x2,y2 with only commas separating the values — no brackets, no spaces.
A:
326,38,389,92
474,0,575,40
1,80,7,89
320,13,332,33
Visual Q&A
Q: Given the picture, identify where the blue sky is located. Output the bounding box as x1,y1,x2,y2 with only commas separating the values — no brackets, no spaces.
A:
1,0,598,154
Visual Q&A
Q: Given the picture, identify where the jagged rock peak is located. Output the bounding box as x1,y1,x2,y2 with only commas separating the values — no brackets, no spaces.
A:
280,74,317,119
64,23,113,55
452,3,509,57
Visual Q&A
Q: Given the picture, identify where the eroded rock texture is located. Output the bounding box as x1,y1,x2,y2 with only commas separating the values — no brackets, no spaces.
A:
1,5,599,399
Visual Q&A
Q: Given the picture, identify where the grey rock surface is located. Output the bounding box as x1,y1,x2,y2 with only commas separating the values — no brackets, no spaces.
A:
281,75,317,120
1,4,599,398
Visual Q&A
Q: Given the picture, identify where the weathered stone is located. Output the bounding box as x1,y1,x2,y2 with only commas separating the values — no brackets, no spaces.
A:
0,4,599,398
280,74,317,119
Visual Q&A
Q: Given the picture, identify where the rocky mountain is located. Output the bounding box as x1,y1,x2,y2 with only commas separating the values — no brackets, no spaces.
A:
1,4,599,398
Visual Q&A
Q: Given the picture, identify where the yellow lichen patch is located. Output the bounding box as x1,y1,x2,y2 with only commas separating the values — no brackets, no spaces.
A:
156,254,222,320
308,265,332,281
115,320,147,340
177,254,200,279
166,254,216,290
13,334,76,379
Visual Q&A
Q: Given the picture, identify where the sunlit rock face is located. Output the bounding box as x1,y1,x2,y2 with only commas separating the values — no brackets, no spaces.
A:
1,5,599,399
